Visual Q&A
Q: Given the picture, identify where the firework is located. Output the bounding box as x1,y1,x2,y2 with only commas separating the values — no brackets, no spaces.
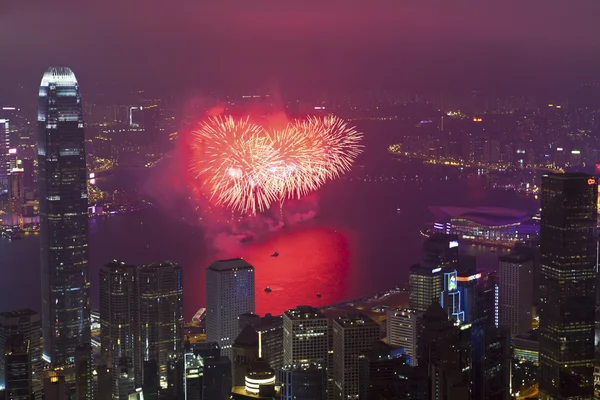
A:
189,115,363,215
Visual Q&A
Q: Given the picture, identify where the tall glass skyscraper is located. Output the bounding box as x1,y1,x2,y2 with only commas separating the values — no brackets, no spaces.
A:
37,67,90,366
539,173,597,400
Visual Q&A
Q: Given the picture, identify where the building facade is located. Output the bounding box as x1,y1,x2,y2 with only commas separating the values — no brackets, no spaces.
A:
100,260,142,396
283,306,329,367
499,253,533,338
539,173,597,400
0,309,42,399
206,259,255,359
38,67,90,367
386,308,419,365
332,314,380,400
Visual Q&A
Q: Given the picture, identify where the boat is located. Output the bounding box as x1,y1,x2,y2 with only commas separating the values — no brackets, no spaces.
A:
264,287,272,293
271,252,279,257
316,293,322,298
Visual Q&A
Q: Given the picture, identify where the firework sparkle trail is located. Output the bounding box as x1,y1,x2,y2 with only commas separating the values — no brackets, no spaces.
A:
189,115,363,215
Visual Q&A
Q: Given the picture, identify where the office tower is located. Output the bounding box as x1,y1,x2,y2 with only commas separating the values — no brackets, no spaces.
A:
43,372,67,400
417,303,469,400
0,309,42,399
332,314,380,400
440,270,464,323
232,325,259,386
359,341,428,400
278,364,325,400
166,357,184,399
203,356,231,400
142,360,158,400
8,168,24,227
386,308,419,365
456,271,482,324
138,261,184,389
182,353,203,400
100,261,141,393
100,260,183,392
409,264,445,312
283,306,329,366
116,365,136,400
421,233,460,269
38,67,90,367
469,326,510,400
499,253,533,338
539,173,597,400
206,259,255,359
238,314,284,371
75,344,93,400
4,334,30,400
254,315,283,371
0,119,8,191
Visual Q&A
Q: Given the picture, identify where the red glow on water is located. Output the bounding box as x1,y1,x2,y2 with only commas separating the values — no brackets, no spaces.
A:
215,225,352,315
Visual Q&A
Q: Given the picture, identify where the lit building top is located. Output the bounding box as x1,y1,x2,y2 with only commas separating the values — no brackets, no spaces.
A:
284,306,325,321
39,67,78,89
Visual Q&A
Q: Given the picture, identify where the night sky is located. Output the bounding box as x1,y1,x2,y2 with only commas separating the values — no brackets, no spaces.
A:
2,0,600,99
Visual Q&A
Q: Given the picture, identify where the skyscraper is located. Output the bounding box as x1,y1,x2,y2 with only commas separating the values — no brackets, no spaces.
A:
409,264,445,312
499,253,533,338
386,308,419,365
37,67,90,367
283,306,329,367
0,119,8,192
332,314,380,400
138,261,184,389
539,173,597,400
206,259,255,359
100,261,141,395
0,309,42,399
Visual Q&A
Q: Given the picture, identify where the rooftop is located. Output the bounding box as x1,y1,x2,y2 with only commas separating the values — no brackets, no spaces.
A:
499,253,532,263
284,306,326,320
40,67,78,87
209,258,254,272
334,314,378,328
0,309,39,319
542,172,593,180
430,206,532,227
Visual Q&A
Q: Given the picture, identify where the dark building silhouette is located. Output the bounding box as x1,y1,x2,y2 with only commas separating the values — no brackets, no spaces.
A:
539,173,597,399
359,341,428,400
278,364,325,400
38,67,90,369
4,334,30,400
232,324,259,386
75,344,93,400
418,303,469,400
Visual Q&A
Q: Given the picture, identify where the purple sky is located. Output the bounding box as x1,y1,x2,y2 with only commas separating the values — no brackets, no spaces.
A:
2,0,600,98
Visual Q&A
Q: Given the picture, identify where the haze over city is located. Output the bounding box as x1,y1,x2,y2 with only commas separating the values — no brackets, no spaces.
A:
2,1,600,400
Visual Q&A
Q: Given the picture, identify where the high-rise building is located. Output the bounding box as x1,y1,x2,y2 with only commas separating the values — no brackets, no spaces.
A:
75,344,93,400
421,233,460,270
0,309,42,399
4,334,31,400
386,308,419,365
100,260,141,394
0,118,9,191
100,260,183,393
539,173,597,400
138,261,184,389
417,303,469,400
232,324,259,386
278,364,325,400
499,253,533,338
38,67,90,368
409,264,445,313
358,341,427,400
206,259,255,359
283,306,328,367
332,314,380,400
42,372,67,400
